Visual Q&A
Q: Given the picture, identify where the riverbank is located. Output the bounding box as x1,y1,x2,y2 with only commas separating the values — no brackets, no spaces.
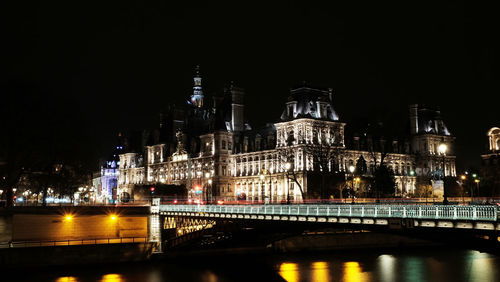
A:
0,242,157,269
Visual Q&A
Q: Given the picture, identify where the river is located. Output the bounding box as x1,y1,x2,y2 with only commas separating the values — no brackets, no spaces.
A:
4,248,499,281
2,215,500,281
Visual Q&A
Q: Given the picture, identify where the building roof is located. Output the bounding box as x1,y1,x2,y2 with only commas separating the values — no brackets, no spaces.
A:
280,85,339,121
416,106,451,136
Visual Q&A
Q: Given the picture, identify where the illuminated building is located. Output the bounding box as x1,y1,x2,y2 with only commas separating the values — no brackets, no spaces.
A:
116,66,456,202
98,134,124,203
480,127,500,194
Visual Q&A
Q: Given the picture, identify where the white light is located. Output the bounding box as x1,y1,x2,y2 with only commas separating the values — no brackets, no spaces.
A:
349,165,355,173
285,162,291,171
439,143,447,154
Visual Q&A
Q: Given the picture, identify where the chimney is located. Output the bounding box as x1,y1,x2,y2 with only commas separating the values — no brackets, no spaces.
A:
227,83,245,132
409,104,419,135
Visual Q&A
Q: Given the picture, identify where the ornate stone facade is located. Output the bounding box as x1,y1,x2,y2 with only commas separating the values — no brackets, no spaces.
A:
117,68,456,202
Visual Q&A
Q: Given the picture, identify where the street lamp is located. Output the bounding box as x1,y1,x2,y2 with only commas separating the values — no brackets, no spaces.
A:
474,178,480,201
459,174,466,203
285,161,293,204
205,172,211,203
259,173,265,203
349,165,355,203
439,142,448,204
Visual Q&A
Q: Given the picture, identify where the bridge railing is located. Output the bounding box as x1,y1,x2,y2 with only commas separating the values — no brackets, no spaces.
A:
159,204,499,222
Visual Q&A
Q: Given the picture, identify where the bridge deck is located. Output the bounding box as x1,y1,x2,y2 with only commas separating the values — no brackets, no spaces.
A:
159,204,499,222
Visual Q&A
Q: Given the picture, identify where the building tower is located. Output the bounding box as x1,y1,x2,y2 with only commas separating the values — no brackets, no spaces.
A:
188,65,204,108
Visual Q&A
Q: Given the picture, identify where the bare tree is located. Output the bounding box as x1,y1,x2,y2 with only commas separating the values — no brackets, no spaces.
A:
367,138,396,198
277,130,305,201
303,127,343,199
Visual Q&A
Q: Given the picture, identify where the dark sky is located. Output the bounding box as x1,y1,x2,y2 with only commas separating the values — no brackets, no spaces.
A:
3,1,499,170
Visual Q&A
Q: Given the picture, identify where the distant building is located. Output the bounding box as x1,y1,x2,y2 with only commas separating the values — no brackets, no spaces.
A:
91,171,102,201
98,135,124,203
116,67,456,202
481,127,500,194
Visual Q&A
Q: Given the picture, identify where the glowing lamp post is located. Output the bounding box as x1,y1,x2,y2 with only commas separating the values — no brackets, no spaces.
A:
349,165,355,203
439,142,448,204
285,161,293,204
259,173,265,203
205,172,211,203
474,178,480,201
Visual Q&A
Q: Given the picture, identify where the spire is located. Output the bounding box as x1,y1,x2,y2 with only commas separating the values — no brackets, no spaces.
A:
188,65,204,108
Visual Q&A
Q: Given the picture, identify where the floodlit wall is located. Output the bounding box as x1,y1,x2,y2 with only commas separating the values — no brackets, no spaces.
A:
12,214,147,241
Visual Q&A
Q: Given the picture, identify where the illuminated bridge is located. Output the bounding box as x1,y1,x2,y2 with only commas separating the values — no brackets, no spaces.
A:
158,204,499,230
155,204,500,251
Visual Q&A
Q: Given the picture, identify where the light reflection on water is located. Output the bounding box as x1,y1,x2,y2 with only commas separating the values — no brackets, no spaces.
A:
276,249,500,282
311,262,329,282
100,274,124,282
342,261,370,282
279,262,299,282
377,254,395,282
55,277,78,282
468,251,497,282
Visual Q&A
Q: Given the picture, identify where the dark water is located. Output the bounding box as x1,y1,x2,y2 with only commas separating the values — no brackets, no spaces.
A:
4,248,500,282
3,215,499,281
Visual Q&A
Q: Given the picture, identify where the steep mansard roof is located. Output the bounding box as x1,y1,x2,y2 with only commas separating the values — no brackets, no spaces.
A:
416,106,451,136
280,86,339,121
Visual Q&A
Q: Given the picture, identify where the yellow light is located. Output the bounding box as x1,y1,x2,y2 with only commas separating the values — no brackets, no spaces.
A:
110,215,117,220
55,277,78,282
65,215,72,221
460,175,466,180
101,274,123,282
311,262,330,282
343,261,366,282
279,262,299,282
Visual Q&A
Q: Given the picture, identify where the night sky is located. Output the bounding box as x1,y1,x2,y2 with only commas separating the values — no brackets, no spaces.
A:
3,1,499,170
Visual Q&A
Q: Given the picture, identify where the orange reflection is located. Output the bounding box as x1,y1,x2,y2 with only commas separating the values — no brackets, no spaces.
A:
343,261,367,282
279,262,299,282
55,277,78,282
100,274,123,282
311,261,330,281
